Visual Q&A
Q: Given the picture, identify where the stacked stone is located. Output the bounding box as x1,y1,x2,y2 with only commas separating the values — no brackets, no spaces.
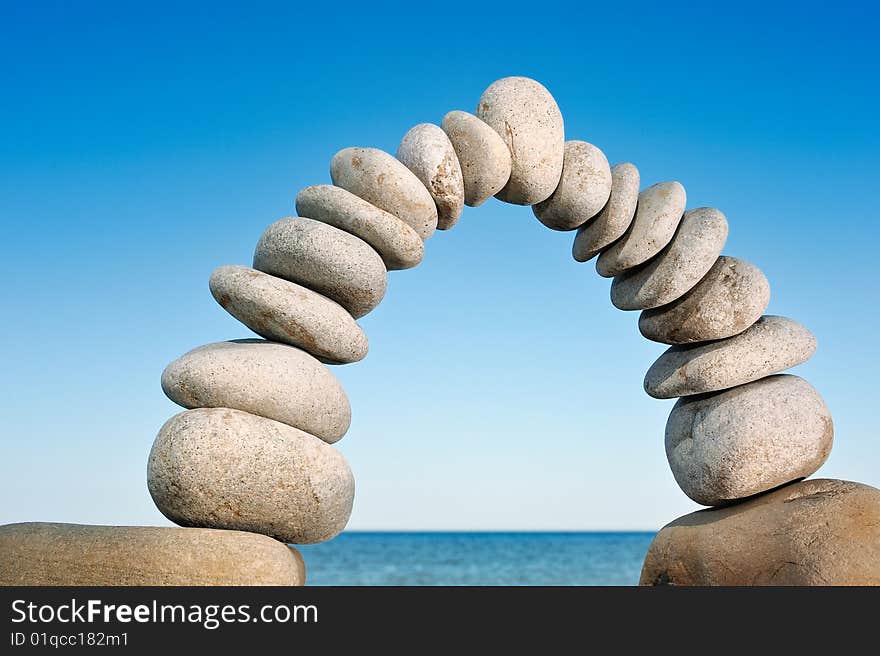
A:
3,76,878,586
484,77,875,585
135,94,515,582
467,77,876,584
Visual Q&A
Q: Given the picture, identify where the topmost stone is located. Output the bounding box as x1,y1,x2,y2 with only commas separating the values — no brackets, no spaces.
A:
476,77,564,206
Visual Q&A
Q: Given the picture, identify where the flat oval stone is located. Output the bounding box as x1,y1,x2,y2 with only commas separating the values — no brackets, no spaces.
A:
148,408,354,545
209,265,368,364
572,162,639,262
645,315,816,398
161,339,351,443
253,216,386,319
532,141,612,231
441,110,511,207
665,374,833,506
640,479,880,585
639,256,770,344
295,185,423,270
596,181,686,277
330,147,438,240
611,207,729,310
396,123,464,230
476,76,564,205
0,522,305,585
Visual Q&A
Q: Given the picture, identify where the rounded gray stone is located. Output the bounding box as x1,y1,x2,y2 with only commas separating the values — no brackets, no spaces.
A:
639,256,771,344
532,141,612,231
596,181,686,277
209,265,368,364
611,207,729,310
396,123,464,230
476,76,564,205
161,339,351,443
644,315,817,398
572,162,640,262
441,110,511,207
330,147,438,240
0,522,306,586
253,216,386,319
665,374,833,506
295,185,423,270
148,408,355,544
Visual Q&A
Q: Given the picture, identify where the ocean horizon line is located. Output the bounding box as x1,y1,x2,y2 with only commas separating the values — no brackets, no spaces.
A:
333,529,657,535
298,532,655,585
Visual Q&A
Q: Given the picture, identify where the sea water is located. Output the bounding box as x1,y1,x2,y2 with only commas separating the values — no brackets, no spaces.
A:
297,532,655,586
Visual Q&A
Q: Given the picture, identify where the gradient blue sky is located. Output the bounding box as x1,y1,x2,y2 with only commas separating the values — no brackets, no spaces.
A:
1,1,877,531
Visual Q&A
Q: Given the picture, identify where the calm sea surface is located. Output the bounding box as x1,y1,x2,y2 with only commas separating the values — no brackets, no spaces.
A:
297,532,655,586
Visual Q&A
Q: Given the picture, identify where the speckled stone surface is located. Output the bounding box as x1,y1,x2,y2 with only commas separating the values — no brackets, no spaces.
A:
572,162,640,262
640,479,880,586
0,522,306,585
253,216,387,319
209,265,368,364
397,123,464,230
441,110,511,207
665,374,833,506
532,141,612,231
295,184,423,270
645,315,816,398
476,76,564,205
161,339,351,443
148,408,354,545
639,256,770,344
330,147,438,240
611,207,729,310
596,181,686,277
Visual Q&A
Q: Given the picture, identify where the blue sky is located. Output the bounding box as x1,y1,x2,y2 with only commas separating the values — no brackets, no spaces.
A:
1,1,877,531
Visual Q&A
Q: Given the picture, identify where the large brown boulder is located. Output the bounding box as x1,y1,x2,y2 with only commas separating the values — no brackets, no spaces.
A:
0,523,306,586
640,479,880,586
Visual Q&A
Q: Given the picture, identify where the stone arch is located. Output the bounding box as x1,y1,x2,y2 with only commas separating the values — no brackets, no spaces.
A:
2,77,878,586
145,76,880,586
